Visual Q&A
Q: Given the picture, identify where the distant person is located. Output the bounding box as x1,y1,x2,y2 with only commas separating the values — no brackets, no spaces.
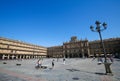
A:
97,57,103,65
100,57,103,63
92,56,96,61
52,59,54,68
38,59,42,68
110,55,114,63
63,58,65,64
35,59,42,68
57,57,59,62
107,55,114,63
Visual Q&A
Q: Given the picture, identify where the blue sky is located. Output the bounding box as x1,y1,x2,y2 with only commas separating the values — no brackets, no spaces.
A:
0,0,120,47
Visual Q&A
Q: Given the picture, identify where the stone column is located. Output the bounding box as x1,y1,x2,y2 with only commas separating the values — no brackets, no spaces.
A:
19,55,21,59
23,55,25,59
2,55,5,60
87,42,90,57
12,55,15,59
16,55,18,59
26,55,28,59
36,56,38,59
7,55,10,59
82,49,85,58
87,48,90,57
28,55,30,59
36,56,37,59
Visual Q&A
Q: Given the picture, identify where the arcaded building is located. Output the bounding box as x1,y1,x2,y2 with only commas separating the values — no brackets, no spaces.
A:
1,36,120,59
47,46,63,58
47,36,90,58
47,36,120,58
0,37,47,60
63,36,90,58
89,38,120,57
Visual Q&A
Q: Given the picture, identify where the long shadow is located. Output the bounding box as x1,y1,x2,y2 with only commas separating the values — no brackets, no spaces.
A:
66,68,106,75
94,72,106,75
72,77,80,80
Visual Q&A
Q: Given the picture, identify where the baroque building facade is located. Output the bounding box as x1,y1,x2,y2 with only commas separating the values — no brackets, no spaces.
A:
47,36,90,58
47,46,63,58
89,38,120,57
63,36,90,58
47,36,120,58
0,36,120,59
0,37,47,60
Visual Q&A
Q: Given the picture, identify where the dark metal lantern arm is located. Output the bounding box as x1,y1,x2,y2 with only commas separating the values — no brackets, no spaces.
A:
90,26,95,32
90,21,107,32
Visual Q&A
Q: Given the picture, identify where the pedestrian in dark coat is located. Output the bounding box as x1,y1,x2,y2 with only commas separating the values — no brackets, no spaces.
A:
52,59,54,68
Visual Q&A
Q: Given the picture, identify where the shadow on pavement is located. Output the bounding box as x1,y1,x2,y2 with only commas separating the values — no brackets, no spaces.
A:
72,77,80,80
95,72,106,75
66,68,80,72
66,68,106,75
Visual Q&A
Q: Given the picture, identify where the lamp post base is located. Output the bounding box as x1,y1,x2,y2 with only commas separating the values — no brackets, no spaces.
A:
104,63,113,76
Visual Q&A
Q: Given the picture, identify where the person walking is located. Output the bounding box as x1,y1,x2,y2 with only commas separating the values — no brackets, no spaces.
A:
52,59,54,68
63,58,65,64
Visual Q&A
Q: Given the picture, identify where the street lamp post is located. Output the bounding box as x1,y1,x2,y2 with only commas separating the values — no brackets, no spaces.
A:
90,21,113,75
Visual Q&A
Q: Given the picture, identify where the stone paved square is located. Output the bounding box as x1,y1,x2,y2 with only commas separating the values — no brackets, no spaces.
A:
0,58,120,81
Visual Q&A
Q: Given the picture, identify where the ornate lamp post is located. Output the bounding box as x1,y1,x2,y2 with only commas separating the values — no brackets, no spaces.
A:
90,21,113,75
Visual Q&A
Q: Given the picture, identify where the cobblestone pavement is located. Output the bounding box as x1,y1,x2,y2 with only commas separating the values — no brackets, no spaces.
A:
0,58,120,81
